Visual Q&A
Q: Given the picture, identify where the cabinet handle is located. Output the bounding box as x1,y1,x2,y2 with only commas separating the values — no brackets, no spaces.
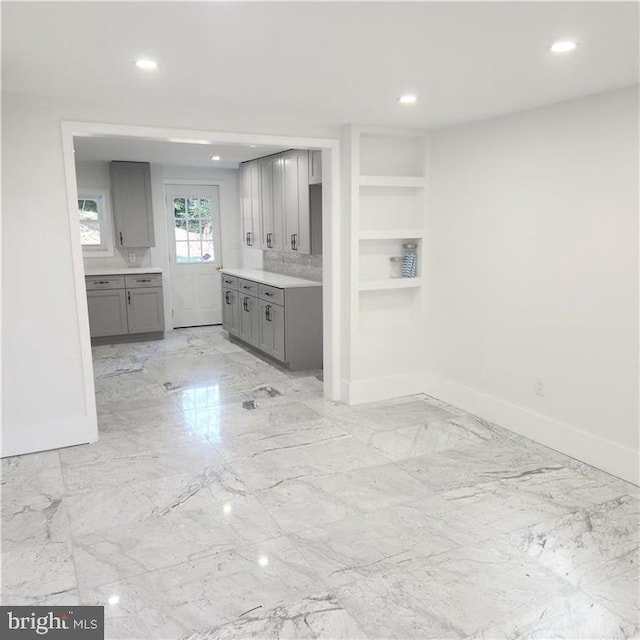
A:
127,291,131,304
225,291,230,304
264,291,274,297
246,232,251,246
266,304,272,322
136,279,151,283
119,232,123,246
94,280,110,285
243,296,250,312
266,233,273,248
291,233,298,251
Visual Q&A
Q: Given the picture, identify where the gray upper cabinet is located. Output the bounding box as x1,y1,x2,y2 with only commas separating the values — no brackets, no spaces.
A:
110,161,155,248
259,156,284,251
308,150,322,185
240,149,319,256
240,160,261,247
127,287,164,334
283,149,310,254
87,289,128,337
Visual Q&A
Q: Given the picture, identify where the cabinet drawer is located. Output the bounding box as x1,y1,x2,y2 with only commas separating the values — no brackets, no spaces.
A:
258,284,285,305
238,278,259,295
85,275,125,291
221,274,239,290
125,274,162,289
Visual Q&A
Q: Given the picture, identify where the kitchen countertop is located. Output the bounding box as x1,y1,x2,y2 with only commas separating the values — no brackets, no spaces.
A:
85,267,164,276
221,268,322,288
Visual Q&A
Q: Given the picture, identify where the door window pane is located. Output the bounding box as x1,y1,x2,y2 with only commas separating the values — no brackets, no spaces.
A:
172,195,214,263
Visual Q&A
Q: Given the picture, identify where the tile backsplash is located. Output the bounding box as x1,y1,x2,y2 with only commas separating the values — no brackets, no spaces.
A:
263,250,322,282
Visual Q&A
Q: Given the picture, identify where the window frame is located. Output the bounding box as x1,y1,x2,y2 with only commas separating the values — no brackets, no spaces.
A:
78,188,114,257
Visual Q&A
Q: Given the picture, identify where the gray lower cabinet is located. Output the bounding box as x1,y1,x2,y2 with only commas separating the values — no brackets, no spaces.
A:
86,273,164,341
222,288,240,335
239,293,260,346
259,300,285,362
87,289,128,337
127,288,164,333
221,273,322,370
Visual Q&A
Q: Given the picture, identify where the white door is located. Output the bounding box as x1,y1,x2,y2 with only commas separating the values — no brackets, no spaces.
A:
166,184,222,327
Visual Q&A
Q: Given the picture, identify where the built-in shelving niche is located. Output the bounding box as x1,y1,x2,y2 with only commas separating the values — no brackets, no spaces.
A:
352,288,423,380
344,125,428,403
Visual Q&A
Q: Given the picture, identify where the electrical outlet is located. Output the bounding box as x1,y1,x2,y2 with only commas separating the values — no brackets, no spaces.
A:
128,252,137,266
535,377,545,397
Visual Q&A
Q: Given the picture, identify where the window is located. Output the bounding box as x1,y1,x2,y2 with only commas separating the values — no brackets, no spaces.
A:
78,188,113,256
172,196,214,263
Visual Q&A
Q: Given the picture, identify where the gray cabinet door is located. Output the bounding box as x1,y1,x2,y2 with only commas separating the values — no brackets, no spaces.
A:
283,150,310,254
239,294,259,346
308,150,322,185
87,289,128,337
259,300,285,362
222,288,240,335
127,287,164,333
240,163,253,246
110,161,155,248
259,157,282,251
240,160,261,247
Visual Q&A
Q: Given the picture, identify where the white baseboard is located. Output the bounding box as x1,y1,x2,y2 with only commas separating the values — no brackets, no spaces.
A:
346,372,424,405
422,371,639,486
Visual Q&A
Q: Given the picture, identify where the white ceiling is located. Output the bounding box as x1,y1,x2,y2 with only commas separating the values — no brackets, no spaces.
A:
74,136,286,169
3,2,638,130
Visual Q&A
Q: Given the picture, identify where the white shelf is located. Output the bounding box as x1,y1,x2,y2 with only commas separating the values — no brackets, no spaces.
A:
359,175,425,188
358,278,422,292
359,229,423,240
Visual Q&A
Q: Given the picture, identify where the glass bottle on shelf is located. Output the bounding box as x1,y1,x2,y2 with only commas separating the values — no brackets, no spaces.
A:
389,256,402,278
402,243,418,278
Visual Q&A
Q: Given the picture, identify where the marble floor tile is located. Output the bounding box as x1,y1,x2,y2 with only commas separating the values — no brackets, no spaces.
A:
179,593,367,640
3,326,638,639
1,541,77,605
348,413,500,462
438,464,627,533
73,495,283,590
80,537,324,639
292,495,501,588
256,462,433,532
504,495,640,625
466,590,638,640
335,542,580,639
60,440,224,495
228,435,391,492
64,463,248,537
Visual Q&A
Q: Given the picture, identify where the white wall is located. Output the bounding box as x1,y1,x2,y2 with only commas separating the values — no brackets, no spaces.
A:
1,92,335,457
424,87,639,483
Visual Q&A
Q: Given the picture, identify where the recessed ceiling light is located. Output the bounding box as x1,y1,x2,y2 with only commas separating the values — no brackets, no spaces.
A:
249,145,258,148
210,155,221,161
168,138,211,145
135,59,158,70
398,94,418,105
550,40,578,54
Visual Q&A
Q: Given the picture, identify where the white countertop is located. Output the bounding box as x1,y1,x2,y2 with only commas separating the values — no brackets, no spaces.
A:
85,267,164,276
221,268,322,288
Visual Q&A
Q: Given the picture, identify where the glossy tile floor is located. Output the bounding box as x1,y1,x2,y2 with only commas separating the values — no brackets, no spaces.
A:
2,326,639,639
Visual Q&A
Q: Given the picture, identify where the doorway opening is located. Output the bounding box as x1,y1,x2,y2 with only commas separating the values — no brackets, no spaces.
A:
62,122,342,433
